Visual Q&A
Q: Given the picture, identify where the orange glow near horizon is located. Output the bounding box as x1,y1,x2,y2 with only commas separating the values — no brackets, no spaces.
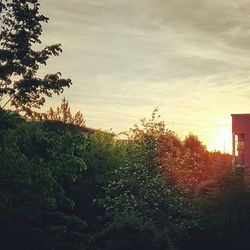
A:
210,117,232,154
190,116,232,154
205,126,232,154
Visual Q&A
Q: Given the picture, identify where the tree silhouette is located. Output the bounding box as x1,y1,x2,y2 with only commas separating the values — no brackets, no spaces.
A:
43,97,85,127
0,0,72,115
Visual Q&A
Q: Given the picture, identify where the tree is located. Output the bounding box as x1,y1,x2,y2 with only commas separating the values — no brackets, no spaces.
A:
38,97,85,127
0,0,72,115
183,134,207,156
0,109,89,250
94,111,189,249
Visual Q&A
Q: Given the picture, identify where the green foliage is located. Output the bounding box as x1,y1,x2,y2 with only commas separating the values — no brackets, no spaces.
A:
175,169,250,250
0,0,240,248
94,112,189,250
0,108,239,250
0,109,88,250
101,159,182,222
93,212,174,250
68,131,128,234
126,109,216,189
0,0,71,114
85,131,127,186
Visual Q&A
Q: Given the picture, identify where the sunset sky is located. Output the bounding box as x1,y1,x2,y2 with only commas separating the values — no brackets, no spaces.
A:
39,0,250,153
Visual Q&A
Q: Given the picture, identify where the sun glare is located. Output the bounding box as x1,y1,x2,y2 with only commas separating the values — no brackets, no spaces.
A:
207,128,232,154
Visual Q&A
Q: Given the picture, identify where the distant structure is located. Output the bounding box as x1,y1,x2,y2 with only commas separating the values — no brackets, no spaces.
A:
231,114,250,168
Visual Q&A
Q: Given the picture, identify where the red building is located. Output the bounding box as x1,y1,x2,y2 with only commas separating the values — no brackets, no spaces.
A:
232,114,250,168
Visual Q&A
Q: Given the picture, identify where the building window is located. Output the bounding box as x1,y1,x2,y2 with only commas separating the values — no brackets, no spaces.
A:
235,133,245,165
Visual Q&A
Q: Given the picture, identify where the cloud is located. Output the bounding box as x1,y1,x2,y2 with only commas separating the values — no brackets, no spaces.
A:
135,0,250,50
38,0,250,151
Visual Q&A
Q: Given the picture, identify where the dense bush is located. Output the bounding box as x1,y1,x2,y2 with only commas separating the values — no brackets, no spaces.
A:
0,110,88,249
1,109,245,250
177,169,250,250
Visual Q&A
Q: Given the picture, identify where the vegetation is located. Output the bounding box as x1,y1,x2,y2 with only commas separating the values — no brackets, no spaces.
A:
0,0,71,115
1,108,244,250
33,97,86,127
1,1,249,250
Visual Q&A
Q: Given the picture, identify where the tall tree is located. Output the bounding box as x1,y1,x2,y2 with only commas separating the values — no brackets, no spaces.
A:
0,109,89,250
0,0,72,115
41,97,86,127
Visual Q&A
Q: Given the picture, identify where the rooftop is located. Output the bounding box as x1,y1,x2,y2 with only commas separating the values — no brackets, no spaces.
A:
231,114,250,116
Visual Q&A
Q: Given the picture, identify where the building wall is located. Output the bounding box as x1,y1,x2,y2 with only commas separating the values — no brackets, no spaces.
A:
232,114,250,168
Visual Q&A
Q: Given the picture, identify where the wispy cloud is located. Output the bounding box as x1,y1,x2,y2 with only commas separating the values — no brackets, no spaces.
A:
39,0,250,152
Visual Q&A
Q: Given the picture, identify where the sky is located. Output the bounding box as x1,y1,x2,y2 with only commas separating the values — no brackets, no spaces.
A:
38,0,250,153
